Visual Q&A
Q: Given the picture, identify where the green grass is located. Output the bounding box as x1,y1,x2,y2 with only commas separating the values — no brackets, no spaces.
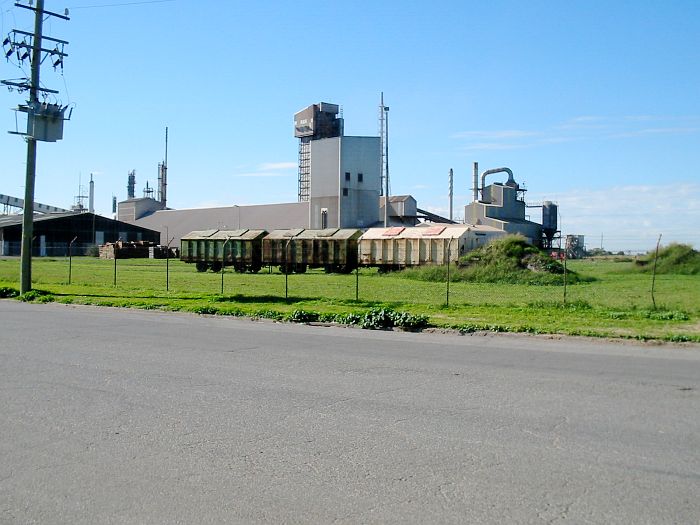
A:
0,255,699,342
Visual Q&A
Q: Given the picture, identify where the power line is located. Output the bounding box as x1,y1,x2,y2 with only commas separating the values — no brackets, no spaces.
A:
70,0,174,9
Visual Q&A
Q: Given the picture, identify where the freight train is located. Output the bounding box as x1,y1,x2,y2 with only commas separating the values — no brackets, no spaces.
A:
180,225,504,273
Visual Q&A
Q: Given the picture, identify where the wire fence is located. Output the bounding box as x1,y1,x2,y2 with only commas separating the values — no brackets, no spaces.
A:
1,255,696,314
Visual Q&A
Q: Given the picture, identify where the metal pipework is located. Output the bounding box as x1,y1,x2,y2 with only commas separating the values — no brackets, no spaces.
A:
480,167,515,200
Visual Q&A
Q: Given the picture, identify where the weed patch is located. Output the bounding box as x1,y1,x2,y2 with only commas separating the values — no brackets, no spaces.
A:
0,286,19,298
634,244,700,275
19,289,54,303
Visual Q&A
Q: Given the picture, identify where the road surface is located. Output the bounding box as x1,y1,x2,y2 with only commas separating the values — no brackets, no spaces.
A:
1,301,699,523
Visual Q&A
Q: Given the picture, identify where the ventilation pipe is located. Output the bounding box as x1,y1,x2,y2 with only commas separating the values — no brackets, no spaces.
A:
480,167,515,199
472,162,479,202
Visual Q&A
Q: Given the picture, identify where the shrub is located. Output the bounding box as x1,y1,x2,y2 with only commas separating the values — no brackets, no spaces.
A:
287,309,320,323
192,305,218,315
252,309,284,321
634,244,700,275
0,286,19,298
19,289,54,302
360,308,395,329
395,235,585,285
357,307,429,331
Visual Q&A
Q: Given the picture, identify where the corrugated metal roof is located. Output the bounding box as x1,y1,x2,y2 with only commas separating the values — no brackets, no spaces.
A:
332,229,363,240
421,226,446,236
181,229,218,240
360,225,497,240
209,229,250,240
382,227,406,237
181,229,268,241
296,228,339,239
0,211,158,234
265,228,305,239
0,211,77,228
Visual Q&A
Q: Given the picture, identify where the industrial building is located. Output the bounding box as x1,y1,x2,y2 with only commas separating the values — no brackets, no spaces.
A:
0,212,159,256
120,102,400,245
465,164,558,248
116,101,557,250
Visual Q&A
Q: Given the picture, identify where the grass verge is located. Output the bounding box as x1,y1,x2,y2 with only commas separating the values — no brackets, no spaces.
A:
0,256,698,343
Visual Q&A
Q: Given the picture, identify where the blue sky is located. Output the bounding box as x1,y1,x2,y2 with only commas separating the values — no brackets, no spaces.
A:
1,0,698,252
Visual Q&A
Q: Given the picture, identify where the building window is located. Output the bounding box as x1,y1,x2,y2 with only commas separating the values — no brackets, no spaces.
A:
358,173,363,182
342,188,348,196
345,172,350,181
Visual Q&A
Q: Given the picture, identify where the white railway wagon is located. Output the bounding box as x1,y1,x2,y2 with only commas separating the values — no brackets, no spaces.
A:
358,225,504,268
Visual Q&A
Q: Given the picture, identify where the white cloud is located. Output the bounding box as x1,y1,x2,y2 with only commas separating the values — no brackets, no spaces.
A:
452,115,700,152
258,161,297,170
460,142,528,151
233,161,296,178
528,182,700,251
451,130,540,140
235,172,294,178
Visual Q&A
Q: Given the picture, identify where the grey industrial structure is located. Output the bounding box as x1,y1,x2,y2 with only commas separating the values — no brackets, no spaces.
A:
1,101,556,255
119,102,418,246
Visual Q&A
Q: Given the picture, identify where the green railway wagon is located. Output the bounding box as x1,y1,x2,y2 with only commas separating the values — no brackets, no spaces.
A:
262,228,362,274
180,229,267,272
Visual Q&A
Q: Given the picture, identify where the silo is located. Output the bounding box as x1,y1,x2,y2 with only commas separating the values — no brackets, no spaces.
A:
542,201,558,248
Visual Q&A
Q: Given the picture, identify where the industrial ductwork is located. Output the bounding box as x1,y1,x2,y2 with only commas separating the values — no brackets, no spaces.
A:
480,167,516,200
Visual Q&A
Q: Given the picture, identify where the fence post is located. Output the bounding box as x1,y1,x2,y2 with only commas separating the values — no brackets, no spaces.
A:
563,253,567,304
651,234,662,309
68,236,77,284
113,238,121,287
221,237,231,295
285,238,291,300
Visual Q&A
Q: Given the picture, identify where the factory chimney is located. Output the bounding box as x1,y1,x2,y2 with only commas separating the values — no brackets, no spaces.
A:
127,170,136,199
472,162,479,202
88,174,94,213
157,127,168,207
449,168,453,221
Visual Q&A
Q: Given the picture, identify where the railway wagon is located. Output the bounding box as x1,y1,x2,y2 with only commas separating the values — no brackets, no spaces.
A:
180,229,267,272
263,228,362,273
358,225,502,269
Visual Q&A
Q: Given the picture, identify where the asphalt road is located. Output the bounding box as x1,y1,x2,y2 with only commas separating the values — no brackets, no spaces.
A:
1,300,699,524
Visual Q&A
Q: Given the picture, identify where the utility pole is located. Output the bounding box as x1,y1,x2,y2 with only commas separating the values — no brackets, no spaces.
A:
2,1,70,294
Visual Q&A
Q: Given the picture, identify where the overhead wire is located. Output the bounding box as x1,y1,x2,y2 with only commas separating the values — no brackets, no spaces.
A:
69,0,174,9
